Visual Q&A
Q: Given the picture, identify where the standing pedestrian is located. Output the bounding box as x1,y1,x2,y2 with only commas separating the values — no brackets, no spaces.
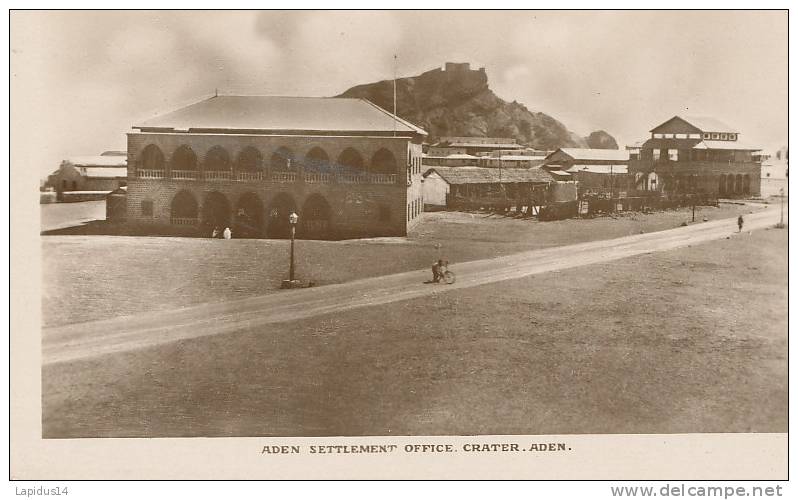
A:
737,215,744,233
223,227,232,239
212,226,220,238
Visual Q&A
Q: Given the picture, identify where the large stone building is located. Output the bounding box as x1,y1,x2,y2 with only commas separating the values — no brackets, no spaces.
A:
126,96,427,239
628,116,762,197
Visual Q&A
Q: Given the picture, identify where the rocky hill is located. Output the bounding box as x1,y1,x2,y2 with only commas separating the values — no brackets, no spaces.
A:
585,130,619,149
336,63,616,150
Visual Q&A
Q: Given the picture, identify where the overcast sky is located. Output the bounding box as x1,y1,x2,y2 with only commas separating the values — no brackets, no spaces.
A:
12,10,787,178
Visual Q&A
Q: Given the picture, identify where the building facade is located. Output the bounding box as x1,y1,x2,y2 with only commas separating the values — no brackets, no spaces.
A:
421,166,556,208
46,152,127,201
428,137,524,157
422,153,479,167
628,116,762,197
126,96,426,239
542,148,631,197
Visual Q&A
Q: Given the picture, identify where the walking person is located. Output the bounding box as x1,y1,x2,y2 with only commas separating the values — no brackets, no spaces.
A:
737,215,744,233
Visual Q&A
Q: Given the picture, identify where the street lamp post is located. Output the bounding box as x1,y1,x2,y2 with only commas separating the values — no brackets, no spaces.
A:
288,211,298,281
777,187,785,228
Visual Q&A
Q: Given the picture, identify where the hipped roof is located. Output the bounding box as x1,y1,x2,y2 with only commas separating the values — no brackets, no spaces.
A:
134,96,427,136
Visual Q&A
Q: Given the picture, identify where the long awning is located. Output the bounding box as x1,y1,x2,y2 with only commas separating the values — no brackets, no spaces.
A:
566,164,628,174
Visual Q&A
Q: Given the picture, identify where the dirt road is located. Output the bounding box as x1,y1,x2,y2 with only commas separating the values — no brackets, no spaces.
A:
43,208,783,365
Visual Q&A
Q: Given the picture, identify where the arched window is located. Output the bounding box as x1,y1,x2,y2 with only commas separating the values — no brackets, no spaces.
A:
204,146,231,171
171,146,197,171
370,148,397,174
201,191,232,229
304,147,330,173
235,147,263,172
234,192,264,238
735,174,743,194
336,148,364,173
139,144,165,170
170,190,198,219
266,193,298,239
301,193,332,239
743,174,751,195
270,147,295,171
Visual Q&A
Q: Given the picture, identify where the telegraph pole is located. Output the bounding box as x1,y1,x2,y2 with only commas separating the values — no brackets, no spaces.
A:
393,54,397,137
777,187,785,228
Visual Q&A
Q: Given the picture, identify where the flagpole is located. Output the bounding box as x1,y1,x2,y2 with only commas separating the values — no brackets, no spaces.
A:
393,54,397,137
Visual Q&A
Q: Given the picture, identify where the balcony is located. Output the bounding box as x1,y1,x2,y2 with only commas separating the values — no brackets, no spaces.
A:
137,169,399,186
304,172,332,184
203,171,233,181
137,169,166,179
236,171,263,182
172,170,200,180
271,172,297,183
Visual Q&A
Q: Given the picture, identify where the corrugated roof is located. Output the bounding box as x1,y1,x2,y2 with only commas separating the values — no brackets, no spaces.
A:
134,96,427,136
64,156,127,167
491,156,546,162
566,164,628,174
440,153,478,159
423,166,551,184
683,116,738,133
649,115,739,134
448,142,524,149
693,140,761,151
554,148,629,162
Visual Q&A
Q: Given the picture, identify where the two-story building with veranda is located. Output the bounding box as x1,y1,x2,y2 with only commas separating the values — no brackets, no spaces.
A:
126,95,427,239
629,116,762,197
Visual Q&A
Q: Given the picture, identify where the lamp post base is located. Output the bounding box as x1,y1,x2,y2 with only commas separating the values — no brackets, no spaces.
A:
281,279,304,289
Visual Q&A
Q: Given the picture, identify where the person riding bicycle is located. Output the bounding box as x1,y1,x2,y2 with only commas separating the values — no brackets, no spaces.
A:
431,259,446,283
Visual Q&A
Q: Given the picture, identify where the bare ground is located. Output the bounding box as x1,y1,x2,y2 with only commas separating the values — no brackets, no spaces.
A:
42,224,787,438
41,203,765,327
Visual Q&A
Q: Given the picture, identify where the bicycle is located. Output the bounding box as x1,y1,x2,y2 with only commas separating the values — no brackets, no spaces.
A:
429,260,456,285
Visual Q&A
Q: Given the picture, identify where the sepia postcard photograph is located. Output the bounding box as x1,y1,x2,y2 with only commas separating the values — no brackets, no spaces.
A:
9,7,789,482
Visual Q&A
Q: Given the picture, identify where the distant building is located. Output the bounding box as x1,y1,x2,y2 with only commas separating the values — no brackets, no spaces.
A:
422,166,556,208
487,148,549,157
542,148,631,196
626,141,645,161
478,155,547,169
422,153,479,167
629,116,762,197
429,136,525,157
126,95,427,239
46,153,128,202
761,157,788,197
